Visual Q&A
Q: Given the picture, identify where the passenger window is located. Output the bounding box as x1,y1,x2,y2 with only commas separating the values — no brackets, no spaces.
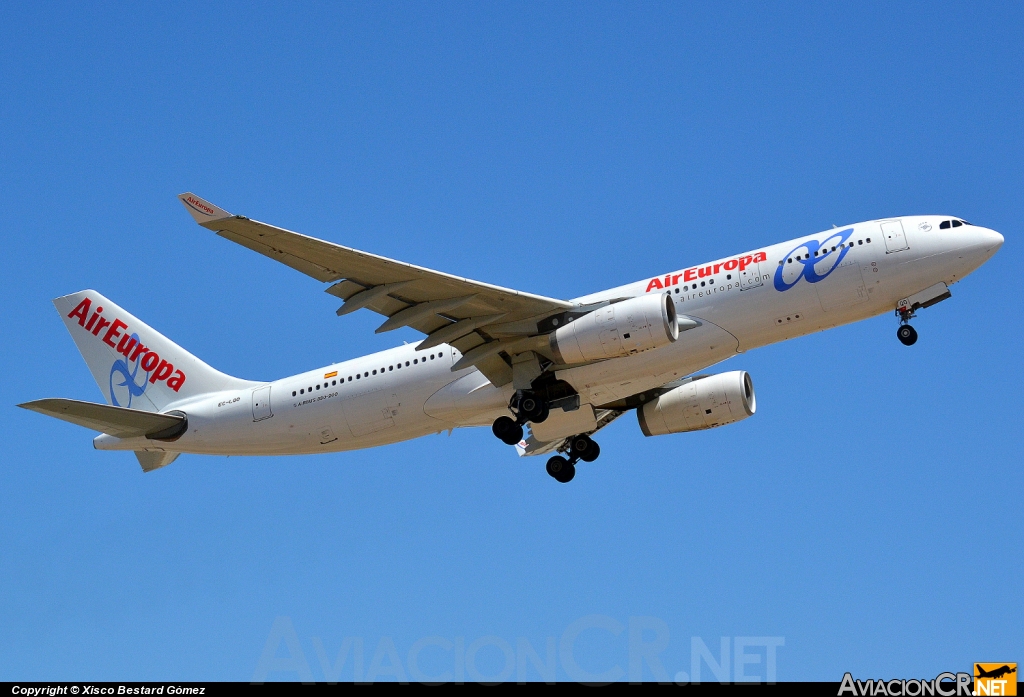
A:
866,238,871,243
372,370,377,375
709,279,714,284
364,372,368,377
332,380,336,385
356,374,360,380
952,220,962,227
292,391,296,396
389,366,393,371
674,288,679,293
939,220,951,229
405,361,410,367
727,274,732,279
700,281,705,287
300,389,304,394
315,385,320,390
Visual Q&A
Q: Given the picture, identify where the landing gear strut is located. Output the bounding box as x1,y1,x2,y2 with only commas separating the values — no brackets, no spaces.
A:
896,307,918,346
546,434,601,483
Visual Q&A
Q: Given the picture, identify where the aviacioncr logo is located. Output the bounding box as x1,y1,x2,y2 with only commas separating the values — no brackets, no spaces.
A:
109,333,148,408
774,228,854,292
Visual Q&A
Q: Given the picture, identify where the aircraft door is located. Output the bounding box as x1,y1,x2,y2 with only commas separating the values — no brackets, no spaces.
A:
880,220,909,253
739,259,766,290
252,385,273,422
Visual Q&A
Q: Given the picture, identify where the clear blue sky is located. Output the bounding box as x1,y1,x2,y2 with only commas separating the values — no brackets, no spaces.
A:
1,0,1021,682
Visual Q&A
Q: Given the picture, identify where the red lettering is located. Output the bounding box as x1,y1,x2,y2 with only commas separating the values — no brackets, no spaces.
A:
141,352,160,373
68,298,91,327
713,263,723,274
102,319,127,347
697,266,712,278
91,317,111,336
151,359,174,384
85,307,103,332
130,343,149,361
683,269,697,282
739,255,753,271
645,278,664,292
167,370,186,392
116,333,138,357
671,274,682,285
753,251,767,263
724,259,738,271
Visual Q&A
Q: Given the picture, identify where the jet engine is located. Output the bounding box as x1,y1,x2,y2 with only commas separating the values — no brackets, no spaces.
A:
549,293,678,365
637,371,755,436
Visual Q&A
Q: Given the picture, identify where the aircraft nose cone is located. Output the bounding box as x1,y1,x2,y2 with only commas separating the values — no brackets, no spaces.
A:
986,229,1005,251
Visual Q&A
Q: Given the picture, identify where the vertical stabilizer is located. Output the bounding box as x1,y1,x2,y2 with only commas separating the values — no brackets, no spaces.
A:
54,290,254,412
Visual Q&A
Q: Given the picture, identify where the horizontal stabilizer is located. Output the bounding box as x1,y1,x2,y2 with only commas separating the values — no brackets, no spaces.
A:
18,398,185,438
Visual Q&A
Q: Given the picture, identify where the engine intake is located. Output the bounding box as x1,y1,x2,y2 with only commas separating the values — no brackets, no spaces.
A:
638,371,755,436
549,293,678,365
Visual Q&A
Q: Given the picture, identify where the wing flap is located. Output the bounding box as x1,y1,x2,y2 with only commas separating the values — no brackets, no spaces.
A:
18,398,185,438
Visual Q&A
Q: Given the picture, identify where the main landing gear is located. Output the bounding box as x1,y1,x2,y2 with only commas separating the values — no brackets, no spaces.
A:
491,391,601,483
896,307,918,346
546,434,600,484
491,390,550,446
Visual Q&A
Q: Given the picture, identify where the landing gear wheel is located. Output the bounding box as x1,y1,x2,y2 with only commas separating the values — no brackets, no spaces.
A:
492,416,524,445
897,324,918,346
546,455,575,483
570,435,598,462
517,394,549,424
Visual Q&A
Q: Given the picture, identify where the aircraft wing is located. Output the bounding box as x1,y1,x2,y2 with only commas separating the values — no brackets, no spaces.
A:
179,193,572,386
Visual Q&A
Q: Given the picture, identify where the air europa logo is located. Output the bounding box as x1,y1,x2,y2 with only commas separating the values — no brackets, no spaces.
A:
774,228,854,292
109,332,148,408
67,297,186,400
645,252,768,293
183,195,216,217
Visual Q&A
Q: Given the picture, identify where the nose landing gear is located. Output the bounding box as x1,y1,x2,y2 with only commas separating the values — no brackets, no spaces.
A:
896,307,918,346
546,434,600,483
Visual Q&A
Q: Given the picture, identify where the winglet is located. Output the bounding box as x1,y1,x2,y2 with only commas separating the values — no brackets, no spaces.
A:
178,192,232,224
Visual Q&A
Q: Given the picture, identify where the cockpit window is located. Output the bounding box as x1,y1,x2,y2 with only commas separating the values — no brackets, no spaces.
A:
939,219,972,230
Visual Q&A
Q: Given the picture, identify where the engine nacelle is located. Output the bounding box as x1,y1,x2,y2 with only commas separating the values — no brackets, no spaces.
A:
637,371,755,436
549,293,678,365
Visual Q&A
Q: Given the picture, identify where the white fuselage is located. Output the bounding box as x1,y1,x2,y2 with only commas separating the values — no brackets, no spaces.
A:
94,216,1003,456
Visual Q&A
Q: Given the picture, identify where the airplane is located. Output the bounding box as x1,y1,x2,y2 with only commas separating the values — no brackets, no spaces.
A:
18,194,1004,482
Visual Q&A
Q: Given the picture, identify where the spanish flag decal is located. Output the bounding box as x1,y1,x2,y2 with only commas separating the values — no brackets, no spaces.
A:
324,371,338,379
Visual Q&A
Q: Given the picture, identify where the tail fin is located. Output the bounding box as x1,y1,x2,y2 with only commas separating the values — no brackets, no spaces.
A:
54,290,253,412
